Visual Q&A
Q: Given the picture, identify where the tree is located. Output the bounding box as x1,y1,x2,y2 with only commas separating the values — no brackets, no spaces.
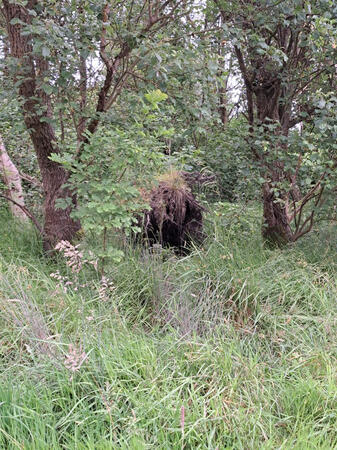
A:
214,0,337,245
1,0,189,250
0,132,27,221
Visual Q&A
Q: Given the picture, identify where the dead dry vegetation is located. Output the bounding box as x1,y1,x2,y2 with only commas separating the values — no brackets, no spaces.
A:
140,172,205,253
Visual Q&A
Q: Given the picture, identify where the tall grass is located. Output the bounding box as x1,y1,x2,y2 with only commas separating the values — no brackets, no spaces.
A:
0,205,336,449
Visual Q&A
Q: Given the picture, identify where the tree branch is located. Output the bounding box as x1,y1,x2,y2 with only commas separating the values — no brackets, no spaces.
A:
0,193,43,234
20,171,42,188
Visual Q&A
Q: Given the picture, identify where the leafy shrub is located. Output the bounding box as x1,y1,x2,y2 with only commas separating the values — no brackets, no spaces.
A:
51,90,171,266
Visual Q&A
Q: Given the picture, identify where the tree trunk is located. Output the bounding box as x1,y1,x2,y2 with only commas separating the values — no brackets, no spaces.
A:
254,84,294,245
262,182,293,246
3,0,80,251
0,133,27,221
29,122,80,251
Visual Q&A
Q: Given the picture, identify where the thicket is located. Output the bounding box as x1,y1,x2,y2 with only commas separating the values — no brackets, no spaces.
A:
1,0,336,252
0,1,336,447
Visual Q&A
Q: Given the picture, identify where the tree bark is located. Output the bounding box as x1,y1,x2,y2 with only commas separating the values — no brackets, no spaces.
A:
3,1,80,251
255,84,295,245
219,87,228,126
262,181,293,246
0,133,27,221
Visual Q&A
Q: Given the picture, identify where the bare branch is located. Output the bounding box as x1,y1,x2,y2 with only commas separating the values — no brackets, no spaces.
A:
0,193,43,234
20,171,42,188
289,172,326,222
293,185,324,241
100,3,112,70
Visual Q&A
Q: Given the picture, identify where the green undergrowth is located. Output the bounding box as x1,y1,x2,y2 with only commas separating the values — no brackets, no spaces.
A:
0,205,336,449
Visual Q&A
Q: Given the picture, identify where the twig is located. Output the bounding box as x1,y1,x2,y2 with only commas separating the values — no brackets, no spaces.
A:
20,171,42,188
0,193,43,234
289,172,326,222
293,186,324,240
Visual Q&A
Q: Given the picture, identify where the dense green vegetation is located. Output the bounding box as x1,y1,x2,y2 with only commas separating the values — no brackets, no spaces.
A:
1,206,336,449
1,0,336,448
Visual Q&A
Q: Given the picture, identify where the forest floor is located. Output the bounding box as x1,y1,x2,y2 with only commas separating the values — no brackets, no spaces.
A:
0,203,336,449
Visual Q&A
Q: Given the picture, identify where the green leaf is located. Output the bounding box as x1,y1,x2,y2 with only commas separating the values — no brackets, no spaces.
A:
41,46,50,58
10,18,25,26
41,84,53,95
